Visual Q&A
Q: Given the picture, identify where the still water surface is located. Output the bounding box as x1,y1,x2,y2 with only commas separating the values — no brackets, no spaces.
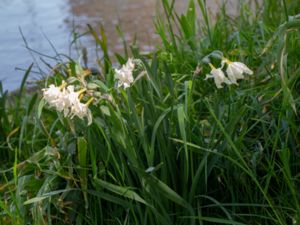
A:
0,0,240,91
0,0,70,90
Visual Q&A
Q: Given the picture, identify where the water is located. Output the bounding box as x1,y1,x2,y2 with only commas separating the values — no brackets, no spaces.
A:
0,0,243,91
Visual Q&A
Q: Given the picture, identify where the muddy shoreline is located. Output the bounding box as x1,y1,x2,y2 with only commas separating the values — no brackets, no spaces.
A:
1,0,256,91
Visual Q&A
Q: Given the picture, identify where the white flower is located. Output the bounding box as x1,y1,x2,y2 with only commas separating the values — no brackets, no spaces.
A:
222,59,253,84
70,101,92,125
42,84,62,106
42,83,92,125
54,85,78,117
115,58,135,89
64,85,79,106
205,65,231,88
64,86,92,125
42,81,72,114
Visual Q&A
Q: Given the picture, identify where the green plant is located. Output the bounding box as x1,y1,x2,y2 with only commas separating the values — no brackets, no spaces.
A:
1,0,300,224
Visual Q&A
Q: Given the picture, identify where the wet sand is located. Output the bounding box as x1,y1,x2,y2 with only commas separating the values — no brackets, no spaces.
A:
0,0,258,90
65,0,253,57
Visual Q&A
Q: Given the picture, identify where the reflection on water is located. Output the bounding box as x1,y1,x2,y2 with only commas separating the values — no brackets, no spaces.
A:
0,0,244,91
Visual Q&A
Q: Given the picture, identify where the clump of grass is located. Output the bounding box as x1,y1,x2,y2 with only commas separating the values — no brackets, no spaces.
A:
1,0,300,224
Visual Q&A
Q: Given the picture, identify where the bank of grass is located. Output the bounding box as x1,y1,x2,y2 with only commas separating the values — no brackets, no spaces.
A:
1,0,300,224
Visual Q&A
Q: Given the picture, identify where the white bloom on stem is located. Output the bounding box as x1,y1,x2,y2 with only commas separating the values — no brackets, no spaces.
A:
56,85,80,117
42,82,93,125
70,101,92,125
115,58,135,89
64,85,80,106
42,81,71,113
205,64,231,88
66,86,92,125
222,58,253,84
42,84,62,106
52,91,68,113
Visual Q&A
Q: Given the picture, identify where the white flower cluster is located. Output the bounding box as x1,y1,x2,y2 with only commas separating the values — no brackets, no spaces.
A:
42,83,92,125
205,58,253,88
114,58,135,89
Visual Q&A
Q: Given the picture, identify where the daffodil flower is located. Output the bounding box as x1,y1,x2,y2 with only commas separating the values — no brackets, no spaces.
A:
42,83,93,125
115,58,135,89
205,63,231,88
42,84,62,105
42,81,69,110
222,58,253,84
70,101,92,126
65,86,92,125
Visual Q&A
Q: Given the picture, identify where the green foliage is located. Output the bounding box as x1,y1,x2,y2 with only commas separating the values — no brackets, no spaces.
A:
1,0,300,224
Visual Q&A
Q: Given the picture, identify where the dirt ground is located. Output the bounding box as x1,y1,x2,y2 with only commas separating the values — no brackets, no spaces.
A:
65,0,258,56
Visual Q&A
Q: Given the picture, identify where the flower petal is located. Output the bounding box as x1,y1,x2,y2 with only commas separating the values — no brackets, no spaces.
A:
204,74,213,80
232,62,253,75
115,58,135,89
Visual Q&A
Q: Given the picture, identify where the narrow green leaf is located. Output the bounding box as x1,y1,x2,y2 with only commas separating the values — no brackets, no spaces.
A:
37,99,45,119
93,178,147,205
24,189,71,205
177,104,189,181
77,137,88,209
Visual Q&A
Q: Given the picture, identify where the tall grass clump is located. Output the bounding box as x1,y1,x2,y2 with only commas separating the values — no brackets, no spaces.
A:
1,0,300,224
